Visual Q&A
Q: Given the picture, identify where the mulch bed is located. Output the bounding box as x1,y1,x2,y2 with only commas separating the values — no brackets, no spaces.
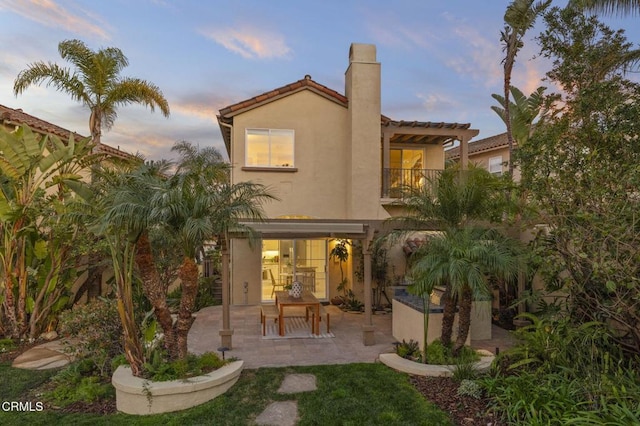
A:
410,376,500,426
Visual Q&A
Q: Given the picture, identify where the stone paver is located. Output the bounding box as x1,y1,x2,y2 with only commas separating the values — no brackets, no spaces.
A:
277,374,317,394
255,401,298,426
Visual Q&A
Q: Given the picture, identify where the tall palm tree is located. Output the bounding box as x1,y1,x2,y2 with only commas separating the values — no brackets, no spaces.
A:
13,39,170,145
501,0,551,176
411,227,522,355
570,0,640,15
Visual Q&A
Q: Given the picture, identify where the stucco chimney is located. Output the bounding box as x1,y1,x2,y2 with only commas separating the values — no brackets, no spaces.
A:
345,43,382,219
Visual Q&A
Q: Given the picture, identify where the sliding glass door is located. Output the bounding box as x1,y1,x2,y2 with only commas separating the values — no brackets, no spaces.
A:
261,239,327,302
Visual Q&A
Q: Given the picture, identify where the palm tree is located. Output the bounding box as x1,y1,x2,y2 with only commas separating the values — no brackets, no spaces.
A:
570,0,640,15
151,141,276,358
394,165,515,353
98,161,179,359
501,0,551,176
13,39,169,145
410,227,522,355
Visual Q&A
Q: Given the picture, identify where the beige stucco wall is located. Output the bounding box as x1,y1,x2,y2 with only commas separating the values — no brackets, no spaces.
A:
392,300,470,350
468,147,521,182
230,91,354,219
230,239,262,305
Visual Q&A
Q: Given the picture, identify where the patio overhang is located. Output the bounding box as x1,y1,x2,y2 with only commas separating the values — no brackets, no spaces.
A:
237,220,368,239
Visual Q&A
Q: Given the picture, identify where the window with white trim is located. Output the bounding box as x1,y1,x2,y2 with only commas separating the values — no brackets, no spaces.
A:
245,129,294,168
488,156,503,175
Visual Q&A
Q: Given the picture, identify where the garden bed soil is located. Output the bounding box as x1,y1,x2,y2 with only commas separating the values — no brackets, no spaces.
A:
410,375,499,426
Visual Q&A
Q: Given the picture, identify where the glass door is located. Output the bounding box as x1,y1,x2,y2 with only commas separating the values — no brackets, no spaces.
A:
261,239,327,302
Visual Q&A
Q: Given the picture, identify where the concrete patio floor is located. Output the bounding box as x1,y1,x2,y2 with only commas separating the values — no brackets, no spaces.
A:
188,305,516,369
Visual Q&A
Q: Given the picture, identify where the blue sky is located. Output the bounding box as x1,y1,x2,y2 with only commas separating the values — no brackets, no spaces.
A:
0,0,638,160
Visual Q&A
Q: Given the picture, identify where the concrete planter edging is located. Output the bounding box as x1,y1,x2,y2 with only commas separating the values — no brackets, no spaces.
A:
379,352,494,377
112,360,244,415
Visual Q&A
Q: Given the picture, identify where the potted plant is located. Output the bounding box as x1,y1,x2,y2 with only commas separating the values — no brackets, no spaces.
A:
329,239,350,305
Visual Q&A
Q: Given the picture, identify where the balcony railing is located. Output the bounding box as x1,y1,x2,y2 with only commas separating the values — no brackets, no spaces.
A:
381,168,442,199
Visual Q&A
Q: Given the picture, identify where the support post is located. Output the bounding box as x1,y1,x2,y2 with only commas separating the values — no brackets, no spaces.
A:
220,240,233,348
362,226,375,346
459,135,469,170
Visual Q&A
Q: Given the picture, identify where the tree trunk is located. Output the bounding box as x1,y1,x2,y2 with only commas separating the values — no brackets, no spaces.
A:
440,285,457,347
453,286,473,355
176,256,199,359
135,233,177,359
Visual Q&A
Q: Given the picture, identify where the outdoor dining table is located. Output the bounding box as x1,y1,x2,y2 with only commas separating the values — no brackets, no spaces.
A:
274,291,320,336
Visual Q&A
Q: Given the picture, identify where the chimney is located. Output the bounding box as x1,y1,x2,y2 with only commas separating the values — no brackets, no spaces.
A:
345,43,381,219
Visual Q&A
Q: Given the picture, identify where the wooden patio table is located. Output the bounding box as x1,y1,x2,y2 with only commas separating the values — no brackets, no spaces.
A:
274,291,320,336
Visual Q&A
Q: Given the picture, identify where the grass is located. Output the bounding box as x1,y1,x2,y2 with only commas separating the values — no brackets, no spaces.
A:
0,361,452,425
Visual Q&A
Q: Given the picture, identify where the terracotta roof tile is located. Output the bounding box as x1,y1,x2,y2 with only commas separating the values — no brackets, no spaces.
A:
446,132,509,159
0,103,135,160
218,75,348,117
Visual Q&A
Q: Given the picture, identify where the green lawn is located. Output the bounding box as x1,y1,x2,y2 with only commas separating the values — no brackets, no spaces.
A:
0,362,452,425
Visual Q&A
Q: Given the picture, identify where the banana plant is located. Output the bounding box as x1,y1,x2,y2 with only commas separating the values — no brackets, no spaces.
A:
0,124,94,338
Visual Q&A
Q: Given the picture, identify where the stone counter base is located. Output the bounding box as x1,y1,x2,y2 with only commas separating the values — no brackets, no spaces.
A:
112,360,244,415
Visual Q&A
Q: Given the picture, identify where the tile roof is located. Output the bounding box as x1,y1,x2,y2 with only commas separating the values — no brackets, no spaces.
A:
217,76,478,152
0,103,135,160
218,75,348,117
446,132,509,159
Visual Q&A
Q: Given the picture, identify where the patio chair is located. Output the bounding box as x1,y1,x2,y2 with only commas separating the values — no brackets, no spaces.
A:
260,304,279,336
270,269,284,296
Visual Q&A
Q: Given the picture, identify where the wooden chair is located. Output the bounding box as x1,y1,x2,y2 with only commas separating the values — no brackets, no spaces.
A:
306,305,330,333
260,304,279,336
269,269,284,296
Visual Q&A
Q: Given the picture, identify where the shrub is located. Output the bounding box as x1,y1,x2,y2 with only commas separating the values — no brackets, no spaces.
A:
57,298,123,377
457,379,482,399
142,350,227,381
395,339,420,360
45,360,114,407
424,339,480,365
482,313,640,424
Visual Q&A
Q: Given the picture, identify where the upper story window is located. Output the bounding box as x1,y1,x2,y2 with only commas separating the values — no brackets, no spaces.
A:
488,156,503,176
245,129,294,168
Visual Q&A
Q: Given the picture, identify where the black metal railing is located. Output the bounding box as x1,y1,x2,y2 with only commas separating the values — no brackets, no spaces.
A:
381,168,442,198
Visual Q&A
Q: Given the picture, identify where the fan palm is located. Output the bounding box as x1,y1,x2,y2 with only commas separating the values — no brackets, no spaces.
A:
411,227,522,354
150,141,276,358
394,164,517,354
13,39,169,145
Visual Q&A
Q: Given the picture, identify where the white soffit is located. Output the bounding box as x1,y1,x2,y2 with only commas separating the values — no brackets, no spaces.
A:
240,222,365,235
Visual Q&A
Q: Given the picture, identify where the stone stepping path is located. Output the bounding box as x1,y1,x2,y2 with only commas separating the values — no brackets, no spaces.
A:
255,374,317,426
12,339,74,370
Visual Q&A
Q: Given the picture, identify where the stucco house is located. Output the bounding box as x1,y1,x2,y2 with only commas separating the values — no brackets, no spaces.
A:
216,43,479,346
445,132,521,182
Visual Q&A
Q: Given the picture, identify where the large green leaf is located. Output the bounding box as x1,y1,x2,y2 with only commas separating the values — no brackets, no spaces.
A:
33,239,48,260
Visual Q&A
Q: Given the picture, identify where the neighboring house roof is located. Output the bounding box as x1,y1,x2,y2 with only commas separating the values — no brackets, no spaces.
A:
0,104,135,160
445,132,509,160
217,75,476,152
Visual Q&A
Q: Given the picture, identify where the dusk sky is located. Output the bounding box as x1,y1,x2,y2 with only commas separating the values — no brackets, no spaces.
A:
1,1,638,160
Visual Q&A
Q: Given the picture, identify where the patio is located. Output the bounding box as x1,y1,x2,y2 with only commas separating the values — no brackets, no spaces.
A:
187,305,515,369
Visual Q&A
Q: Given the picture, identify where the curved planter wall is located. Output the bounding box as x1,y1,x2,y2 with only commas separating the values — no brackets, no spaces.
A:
112,360,244,415
379,352,494,377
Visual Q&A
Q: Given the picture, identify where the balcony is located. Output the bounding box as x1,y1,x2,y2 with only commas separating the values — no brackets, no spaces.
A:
381,168,442,199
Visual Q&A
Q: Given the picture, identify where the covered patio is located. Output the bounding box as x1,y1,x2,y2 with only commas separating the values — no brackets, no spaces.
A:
187,304,515,369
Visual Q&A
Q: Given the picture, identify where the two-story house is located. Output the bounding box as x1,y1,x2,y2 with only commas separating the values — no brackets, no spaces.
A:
217,43,478,345
445,132,522,182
